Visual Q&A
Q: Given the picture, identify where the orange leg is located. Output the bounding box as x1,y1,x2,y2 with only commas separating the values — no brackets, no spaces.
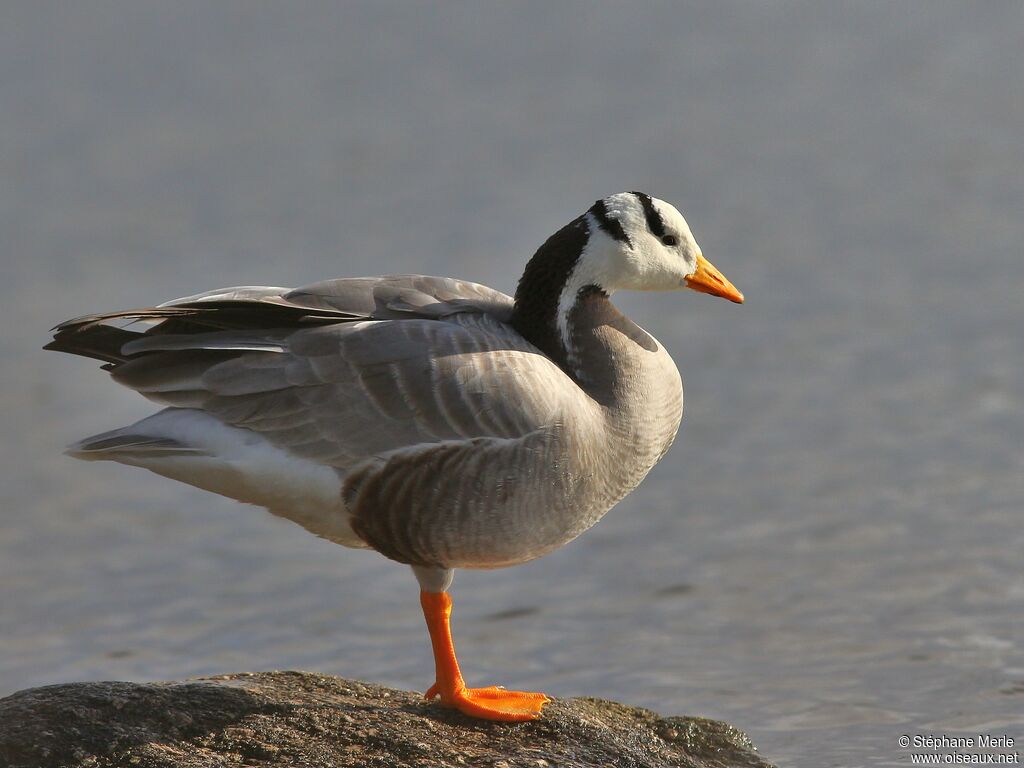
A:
420,590,550,721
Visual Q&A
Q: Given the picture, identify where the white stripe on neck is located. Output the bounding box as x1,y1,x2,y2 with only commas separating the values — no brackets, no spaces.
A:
556,214,619,370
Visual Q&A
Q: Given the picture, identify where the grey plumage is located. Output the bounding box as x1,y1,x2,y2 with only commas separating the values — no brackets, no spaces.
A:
43,191,745,598
45,192,747,722
48,272,682,570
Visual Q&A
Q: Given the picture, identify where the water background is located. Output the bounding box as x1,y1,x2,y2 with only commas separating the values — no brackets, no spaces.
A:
2,4,1022,766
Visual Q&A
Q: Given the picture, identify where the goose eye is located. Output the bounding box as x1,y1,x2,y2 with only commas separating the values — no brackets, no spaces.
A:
661,235,679,247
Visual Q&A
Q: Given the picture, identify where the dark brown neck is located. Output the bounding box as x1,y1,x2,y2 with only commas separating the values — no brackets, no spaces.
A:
510,215,588,367
511,213,658,403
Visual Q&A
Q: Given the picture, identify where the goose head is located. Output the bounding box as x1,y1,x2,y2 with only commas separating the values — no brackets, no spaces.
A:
573,191,743,302
512,192,743,359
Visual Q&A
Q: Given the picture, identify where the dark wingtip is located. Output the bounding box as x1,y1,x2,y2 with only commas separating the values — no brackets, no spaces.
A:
42,321,137,365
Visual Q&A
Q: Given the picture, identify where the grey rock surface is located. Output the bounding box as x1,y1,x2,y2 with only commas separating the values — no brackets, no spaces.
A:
0,671,773,768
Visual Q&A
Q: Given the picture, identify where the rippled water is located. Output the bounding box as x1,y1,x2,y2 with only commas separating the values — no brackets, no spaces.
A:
2,4,1022,766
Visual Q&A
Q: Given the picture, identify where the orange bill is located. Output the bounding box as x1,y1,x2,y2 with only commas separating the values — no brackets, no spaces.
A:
685,255,744,303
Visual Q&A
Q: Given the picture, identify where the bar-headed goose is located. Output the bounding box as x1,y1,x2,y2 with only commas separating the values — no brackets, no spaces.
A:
46,191,742,721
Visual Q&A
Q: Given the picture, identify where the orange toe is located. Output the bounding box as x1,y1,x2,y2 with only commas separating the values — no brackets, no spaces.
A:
427,683,550,721
420,590,551,722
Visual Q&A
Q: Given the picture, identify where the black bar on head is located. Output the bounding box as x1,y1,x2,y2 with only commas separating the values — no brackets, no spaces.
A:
589,199,633,247
633,192,666,238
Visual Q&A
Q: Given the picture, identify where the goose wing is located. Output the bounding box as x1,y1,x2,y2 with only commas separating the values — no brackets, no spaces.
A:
48,276,584,470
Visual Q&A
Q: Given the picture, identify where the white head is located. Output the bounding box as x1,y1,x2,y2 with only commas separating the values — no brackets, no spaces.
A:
571,191,743,299
512,191,743,361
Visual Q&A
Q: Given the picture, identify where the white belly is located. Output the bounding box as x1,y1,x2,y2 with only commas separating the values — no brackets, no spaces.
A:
68,408,367,548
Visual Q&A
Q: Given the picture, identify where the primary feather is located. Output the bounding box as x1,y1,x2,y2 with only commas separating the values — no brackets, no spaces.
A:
49,275,594,562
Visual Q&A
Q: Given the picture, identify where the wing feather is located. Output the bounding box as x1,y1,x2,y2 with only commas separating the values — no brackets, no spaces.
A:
48,274,586,472
124,316,581,468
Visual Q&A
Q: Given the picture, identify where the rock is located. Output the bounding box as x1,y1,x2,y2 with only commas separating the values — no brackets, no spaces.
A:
0,671,774,768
